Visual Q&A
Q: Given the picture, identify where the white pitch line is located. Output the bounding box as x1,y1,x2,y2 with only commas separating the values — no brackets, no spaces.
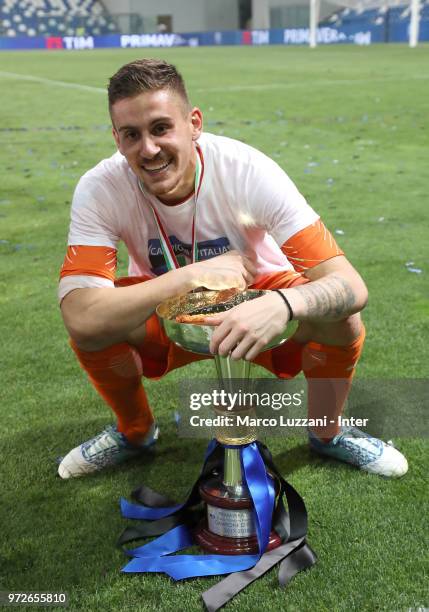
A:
0,70,105,93
1,69,426,96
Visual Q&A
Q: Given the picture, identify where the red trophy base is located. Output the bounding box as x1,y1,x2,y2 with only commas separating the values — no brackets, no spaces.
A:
194,477,282,555
194,521,282,555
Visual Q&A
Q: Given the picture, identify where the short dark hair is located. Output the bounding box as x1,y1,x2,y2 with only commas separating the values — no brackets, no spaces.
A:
108,58,190,109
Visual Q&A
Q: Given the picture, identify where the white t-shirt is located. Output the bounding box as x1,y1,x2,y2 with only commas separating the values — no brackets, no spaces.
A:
59,132,318,300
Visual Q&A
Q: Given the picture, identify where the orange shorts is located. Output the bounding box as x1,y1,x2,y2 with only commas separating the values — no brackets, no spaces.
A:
115,271,309,380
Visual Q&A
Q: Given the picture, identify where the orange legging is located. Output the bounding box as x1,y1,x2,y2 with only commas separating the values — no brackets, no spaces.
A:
71,270,365,444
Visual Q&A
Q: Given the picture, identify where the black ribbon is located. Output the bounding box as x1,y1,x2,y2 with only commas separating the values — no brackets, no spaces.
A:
118,441,316,610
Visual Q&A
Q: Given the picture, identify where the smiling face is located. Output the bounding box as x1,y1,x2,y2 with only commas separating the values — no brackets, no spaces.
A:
111,89,203,205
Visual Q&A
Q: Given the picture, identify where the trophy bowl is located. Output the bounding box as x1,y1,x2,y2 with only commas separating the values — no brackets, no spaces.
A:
156,289,298,355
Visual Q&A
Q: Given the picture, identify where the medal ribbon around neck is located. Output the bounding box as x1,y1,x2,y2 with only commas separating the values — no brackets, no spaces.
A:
140,144,203,271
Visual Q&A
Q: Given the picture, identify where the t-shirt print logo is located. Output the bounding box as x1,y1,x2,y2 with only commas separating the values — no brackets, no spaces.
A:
148,236,231,275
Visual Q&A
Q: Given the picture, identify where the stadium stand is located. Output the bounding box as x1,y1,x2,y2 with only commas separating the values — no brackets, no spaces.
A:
0,0,428,41
0,0,118,37
323,0,429,30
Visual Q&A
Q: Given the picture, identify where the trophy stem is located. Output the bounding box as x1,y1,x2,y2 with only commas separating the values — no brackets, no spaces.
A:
214,355,251,387
223,449,242,487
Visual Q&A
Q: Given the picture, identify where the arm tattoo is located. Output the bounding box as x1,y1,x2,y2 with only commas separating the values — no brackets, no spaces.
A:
295,274,356,319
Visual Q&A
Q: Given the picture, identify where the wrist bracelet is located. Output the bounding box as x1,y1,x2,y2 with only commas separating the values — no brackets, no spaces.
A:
274,289,294,321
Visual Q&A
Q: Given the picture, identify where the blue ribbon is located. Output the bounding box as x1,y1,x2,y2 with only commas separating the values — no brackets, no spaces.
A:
242,443,275,553
123,525,194,558
120,440,275,579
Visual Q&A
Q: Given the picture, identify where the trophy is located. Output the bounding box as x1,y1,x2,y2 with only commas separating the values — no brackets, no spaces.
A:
156,289,297,556
119,289,315,611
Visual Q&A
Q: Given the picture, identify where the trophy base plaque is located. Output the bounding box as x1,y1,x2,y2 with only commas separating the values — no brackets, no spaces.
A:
194,467,282,555
195,523,282,555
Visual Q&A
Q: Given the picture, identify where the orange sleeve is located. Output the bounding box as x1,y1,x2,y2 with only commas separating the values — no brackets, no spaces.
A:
281,220,344,273
60,245,117,281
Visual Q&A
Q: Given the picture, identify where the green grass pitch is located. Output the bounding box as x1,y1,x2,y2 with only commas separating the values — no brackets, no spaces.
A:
0,44,428,611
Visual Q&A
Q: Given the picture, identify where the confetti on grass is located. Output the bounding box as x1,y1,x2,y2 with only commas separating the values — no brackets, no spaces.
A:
407,268,422,274
405,262,422,274
0,240,36,253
